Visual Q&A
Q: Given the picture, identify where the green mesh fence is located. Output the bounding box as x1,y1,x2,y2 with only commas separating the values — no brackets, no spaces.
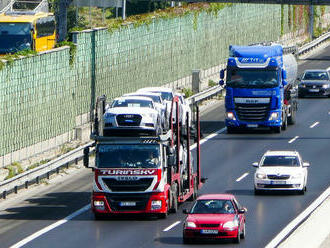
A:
0,4,328,161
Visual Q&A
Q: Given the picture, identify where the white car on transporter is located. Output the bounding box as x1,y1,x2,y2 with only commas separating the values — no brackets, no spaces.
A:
253,150,310,195
123,92,168,130
103,96,162,136
137,87,190,127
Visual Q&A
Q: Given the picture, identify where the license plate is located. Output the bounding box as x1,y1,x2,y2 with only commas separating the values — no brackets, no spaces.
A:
119,201,136,207
247,124,258,128
200,229,218,234
309,89,319,92
271,180,286,185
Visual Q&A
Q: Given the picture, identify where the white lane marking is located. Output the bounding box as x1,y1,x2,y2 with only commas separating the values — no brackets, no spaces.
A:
288,136,299,144
163,221,181,232
236,172,249,182
9,126,227,247
190,127,227,150
310,122,319,128
9,204,90,248
265,186,330,248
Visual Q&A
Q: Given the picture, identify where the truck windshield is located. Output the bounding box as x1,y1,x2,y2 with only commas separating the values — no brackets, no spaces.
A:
227,69,278,88
0,23,32,53
96,144,160,169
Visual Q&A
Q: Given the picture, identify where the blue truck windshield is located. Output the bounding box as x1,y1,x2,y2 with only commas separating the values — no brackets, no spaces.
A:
0,23,32,53
227,69,278,88
97,144,160,169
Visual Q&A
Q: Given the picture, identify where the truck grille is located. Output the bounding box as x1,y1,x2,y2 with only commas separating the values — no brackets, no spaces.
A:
235,103,270,122
102,178,154,192
267,175,290,180
116,114,142,126
106,193,151,211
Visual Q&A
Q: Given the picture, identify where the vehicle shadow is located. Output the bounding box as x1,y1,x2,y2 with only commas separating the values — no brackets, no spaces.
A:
226,189,303,197
156,236,235,246
200,120,225,135
0,192,92,221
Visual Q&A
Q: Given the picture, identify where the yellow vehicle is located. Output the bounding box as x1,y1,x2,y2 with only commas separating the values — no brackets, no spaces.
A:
0,12,56,54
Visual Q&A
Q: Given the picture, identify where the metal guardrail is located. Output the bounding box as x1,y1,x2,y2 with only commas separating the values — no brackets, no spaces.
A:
297,31,330,55
187,85,223,106
1,32,329,200
0,142,94,199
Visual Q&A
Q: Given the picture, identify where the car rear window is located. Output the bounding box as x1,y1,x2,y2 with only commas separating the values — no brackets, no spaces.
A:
303,71,329,80
262,156,299,167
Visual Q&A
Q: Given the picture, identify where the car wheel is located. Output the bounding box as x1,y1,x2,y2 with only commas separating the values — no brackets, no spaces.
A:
240,222,246,239
183,237,191,244
254,187,261,195
94,213,104,220
233,228,241,244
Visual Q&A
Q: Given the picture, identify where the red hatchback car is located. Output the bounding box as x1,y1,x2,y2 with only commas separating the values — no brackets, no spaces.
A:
182,194,247,244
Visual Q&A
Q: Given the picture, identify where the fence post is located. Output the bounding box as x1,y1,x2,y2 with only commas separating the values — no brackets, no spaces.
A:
192,69,201,94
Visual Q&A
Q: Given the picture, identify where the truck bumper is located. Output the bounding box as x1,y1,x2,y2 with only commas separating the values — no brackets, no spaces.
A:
91,191,168,215
226,119,281,128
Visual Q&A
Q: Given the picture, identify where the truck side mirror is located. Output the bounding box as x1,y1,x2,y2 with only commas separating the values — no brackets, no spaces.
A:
282,69,287,80
283,80,288,86
83,147,90,168
220,69,225,80
219,80,225,86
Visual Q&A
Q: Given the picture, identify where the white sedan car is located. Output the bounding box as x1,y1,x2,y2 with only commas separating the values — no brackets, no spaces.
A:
123,92,168,130
103,96,162,136
253,151,310,194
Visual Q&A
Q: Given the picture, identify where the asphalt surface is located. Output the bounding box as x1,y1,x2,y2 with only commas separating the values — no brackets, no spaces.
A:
0,44,329,248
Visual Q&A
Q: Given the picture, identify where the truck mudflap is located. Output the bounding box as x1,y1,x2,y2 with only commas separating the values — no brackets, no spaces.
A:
92,191,168,214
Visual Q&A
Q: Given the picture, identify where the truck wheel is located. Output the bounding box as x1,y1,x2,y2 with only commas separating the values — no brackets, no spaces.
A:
188,178,198,201
227,126,235,134
288,108,296,125
170,186,178,213
272,126,281,133
281,115,287,130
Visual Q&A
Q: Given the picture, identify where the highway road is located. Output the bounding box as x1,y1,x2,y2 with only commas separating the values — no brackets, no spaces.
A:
0,44,330,248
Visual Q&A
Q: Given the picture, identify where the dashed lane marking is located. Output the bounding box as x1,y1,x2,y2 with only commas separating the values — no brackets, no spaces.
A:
9,204,90,248
310,122,319,128
236,172,249,182
288,136,299,144
163,221,181,232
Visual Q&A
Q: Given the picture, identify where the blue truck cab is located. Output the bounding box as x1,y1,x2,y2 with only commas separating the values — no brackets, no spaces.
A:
220,44,298,133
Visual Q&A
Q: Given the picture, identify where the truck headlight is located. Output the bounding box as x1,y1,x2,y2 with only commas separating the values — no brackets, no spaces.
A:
151,200,162,210
226,112,236,120
322,84,330,89
269,112,279,121
223,220,239,230
256,173,267,179
185,221,197,228
299,84,306,88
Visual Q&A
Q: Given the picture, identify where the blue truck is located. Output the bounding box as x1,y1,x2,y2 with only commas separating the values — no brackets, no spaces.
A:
219,44,298,133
